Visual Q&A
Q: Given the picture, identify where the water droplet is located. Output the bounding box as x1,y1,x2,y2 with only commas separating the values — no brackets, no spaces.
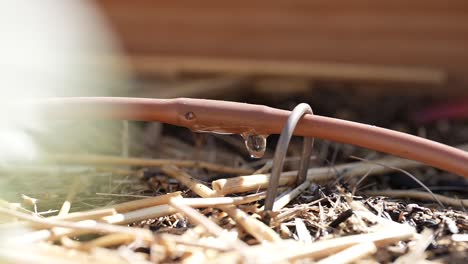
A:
242,133,268,158
191,125,234,135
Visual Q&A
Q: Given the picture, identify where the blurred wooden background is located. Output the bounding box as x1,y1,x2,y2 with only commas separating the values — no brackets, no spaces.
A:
96,0,468,92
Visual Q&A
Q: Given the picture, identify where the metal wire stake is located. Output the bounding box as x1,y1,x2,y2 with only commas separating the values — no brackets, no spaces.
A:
264,103,314,215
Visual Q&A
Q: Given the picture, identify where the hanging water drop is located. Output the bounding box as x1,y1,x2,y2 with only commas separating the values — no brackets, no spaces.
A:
242,133,268,158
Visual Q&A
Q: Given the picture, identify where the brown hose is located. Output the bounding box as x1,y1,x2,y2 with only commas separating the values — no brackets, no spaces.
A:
28,97,468,178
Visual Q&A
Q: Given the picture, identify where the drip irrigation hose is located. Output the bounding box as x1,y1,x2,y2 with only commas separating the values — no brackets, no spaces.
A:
21,97,468,178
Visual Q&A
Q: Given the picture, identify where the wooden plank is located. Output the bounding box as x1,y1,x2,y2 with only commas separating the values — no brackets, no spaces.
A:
96,0,468,89
130,55,445,85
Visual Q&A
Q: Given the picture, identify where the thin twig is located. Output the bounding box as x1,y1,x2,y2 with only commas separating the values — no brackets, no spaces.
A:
351,168,374,196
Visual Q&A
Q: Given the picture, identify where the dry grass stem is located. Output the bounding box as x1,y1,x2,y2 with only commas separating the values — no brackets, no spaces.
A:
0,242,130,264
364,190,468,208
178,193,266,207
50,208,117,221
253,227,413,262
213,155,423,195
295,218,313,243
100,191,182,213
394,229,434,264
169,198,225,236
58,177,82,216
162,165,281,242
316,242,377,264
0,199,35,216
220,205,281,242
351,156,445,208
161,165,218,197
158,233,231,251
169,198,247,250
253,160,273,174
78,233,137,250
0,207,152,241
273,180,311,211
102,204,177,225
43,154,253,175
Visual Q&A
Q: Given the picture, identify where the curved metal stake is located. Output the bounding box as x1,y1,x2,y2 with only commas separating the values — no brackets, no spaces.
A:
264,103,314,218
